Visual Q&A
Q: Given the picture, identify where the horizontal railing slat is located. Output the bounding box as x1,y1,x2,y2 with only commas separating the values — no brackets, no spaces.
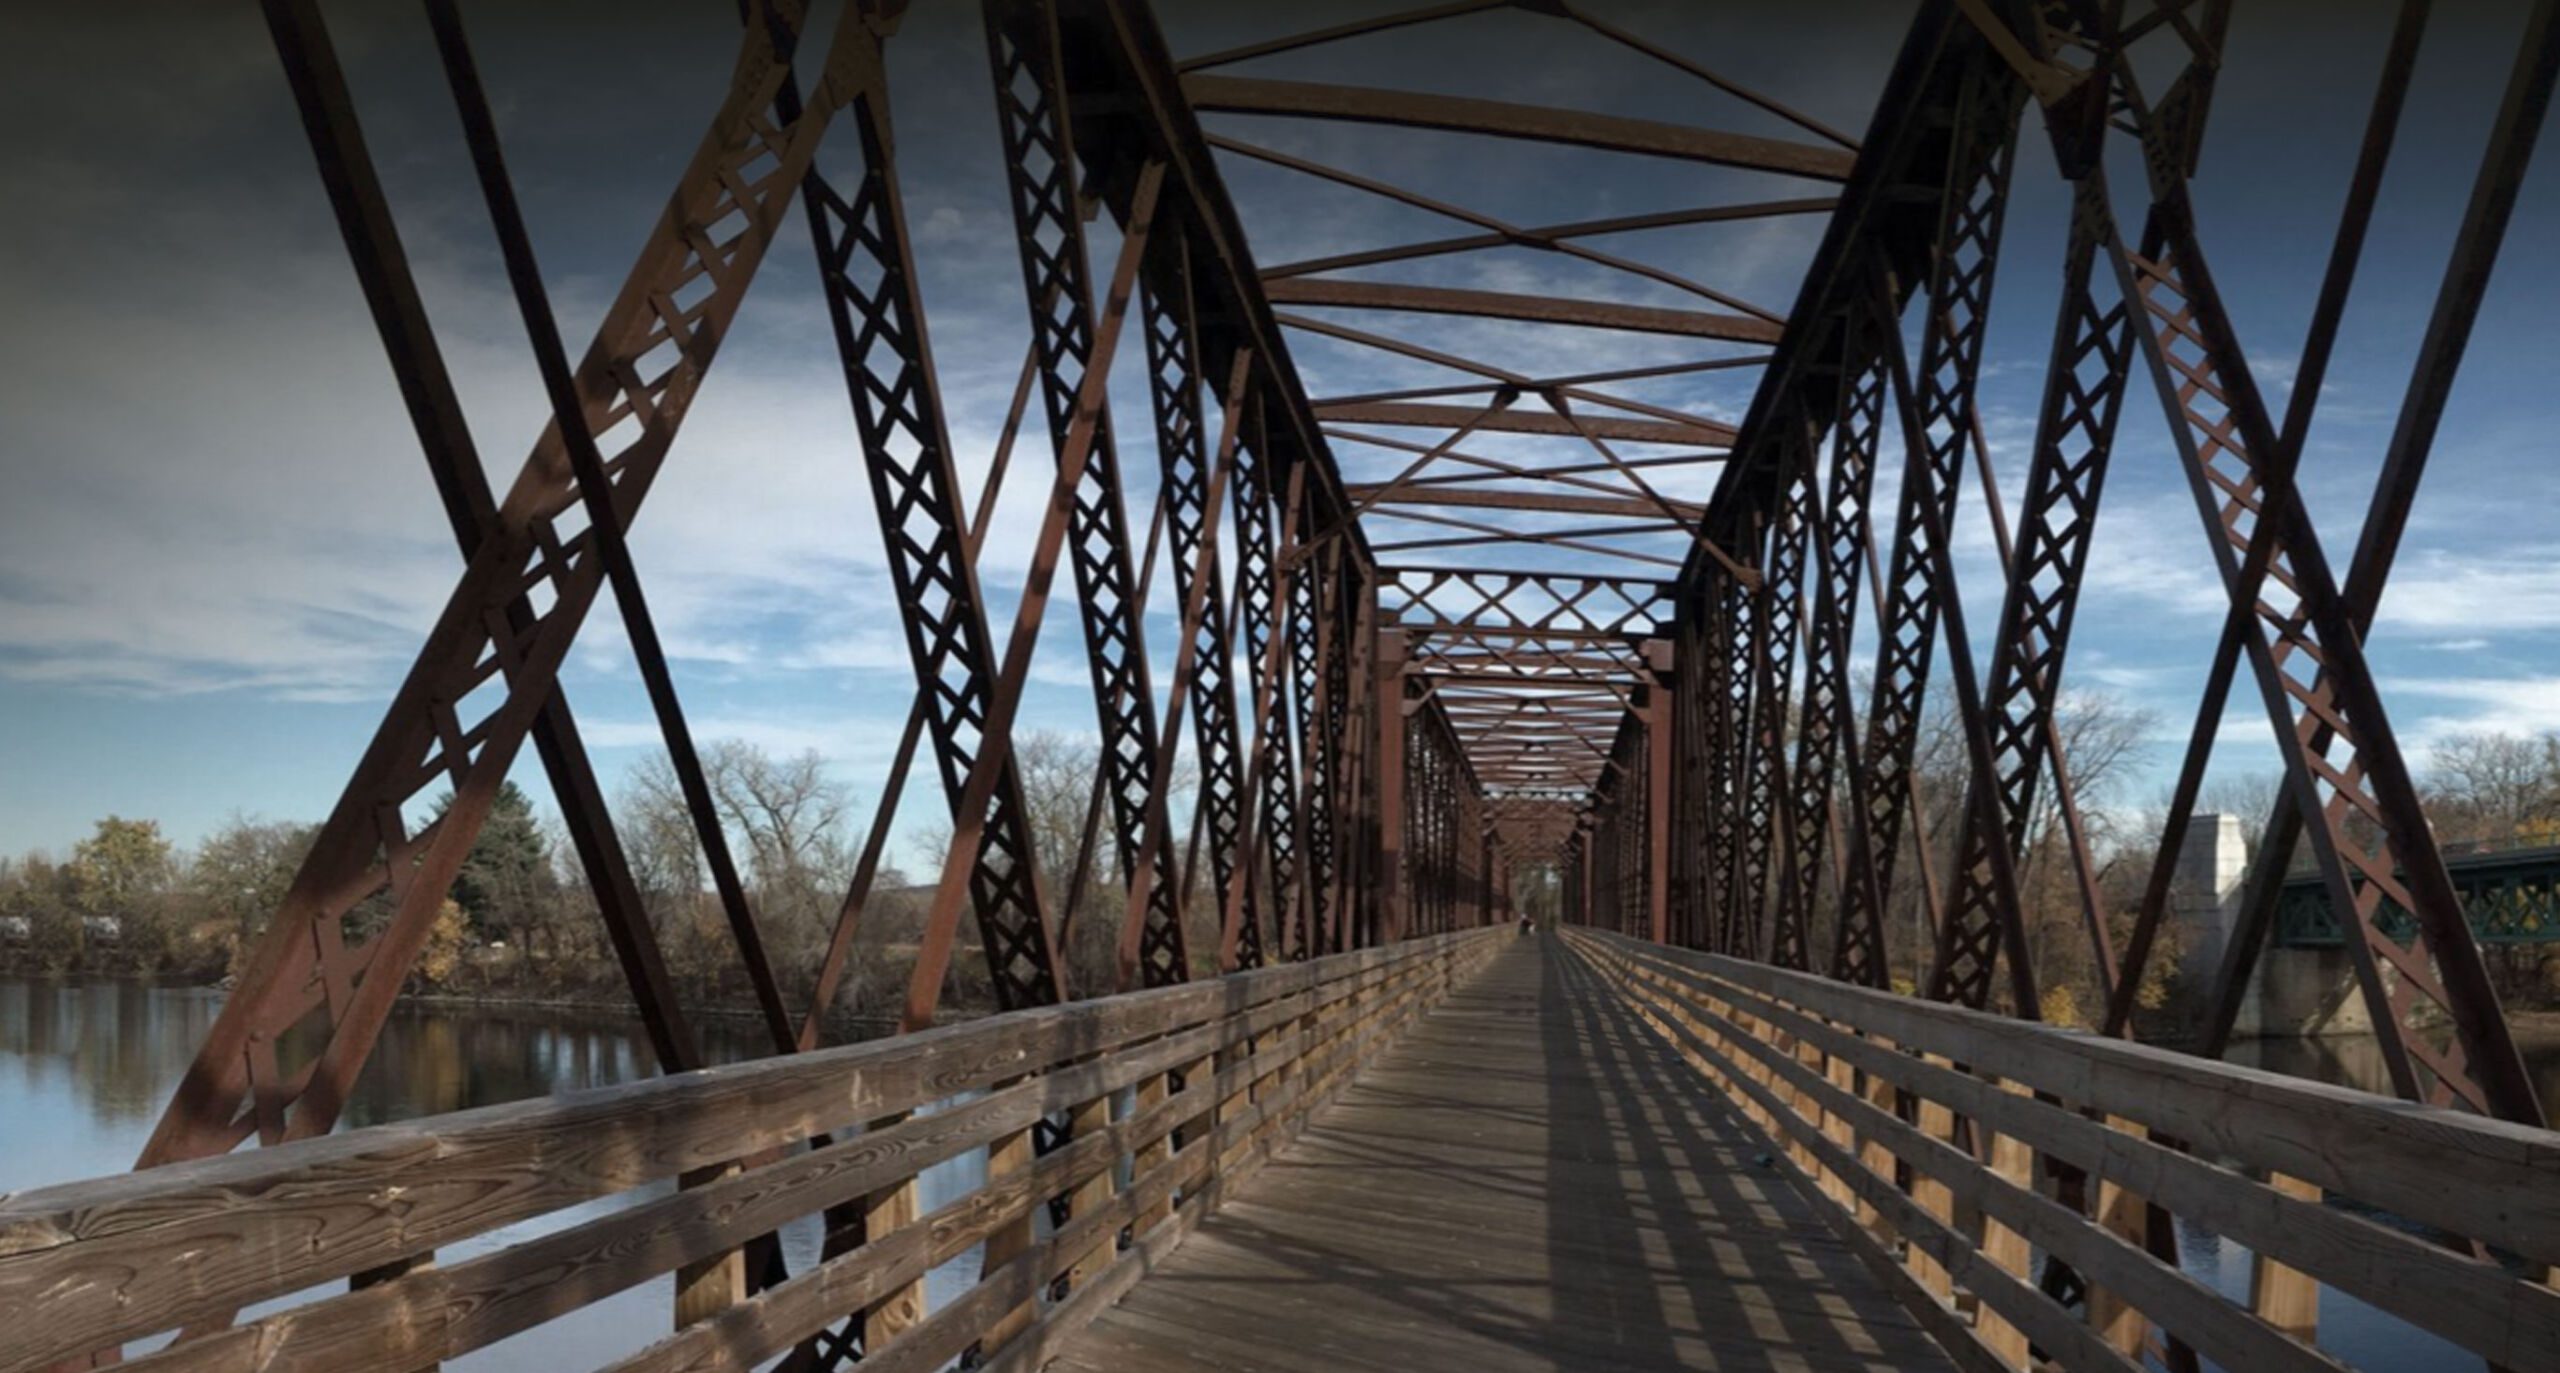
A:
1581,938,2349,1373
1,926,1501,1373
1565,928,2560,1373
1594,935,2560,1371
1579,931,2560,1265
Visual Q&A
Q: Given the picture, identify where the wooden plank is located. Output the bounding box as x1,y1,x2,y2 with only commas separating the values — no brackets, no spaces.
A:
1592,933,2560,1265
87,932,1497,1373
1043,940,1961,1373
1590,932,2560,1371
1578,937,2348,1373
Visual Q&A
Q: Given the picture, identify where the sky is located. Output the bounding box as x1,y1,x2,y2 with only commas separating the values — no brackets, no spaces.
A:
0,0,2556,867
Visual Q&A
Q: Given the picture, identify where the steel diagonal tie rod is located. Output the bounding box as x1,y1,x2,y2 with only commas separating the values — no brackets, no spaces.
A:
2109,0,2560,1065
255,0,700,1078
138,0,853,1168
2105,122,2538,1119
427,0,797,1054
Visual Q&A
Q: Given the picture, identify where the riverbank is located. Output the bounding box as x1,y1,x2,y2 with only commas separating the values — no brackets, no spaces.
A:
0,961,933,1042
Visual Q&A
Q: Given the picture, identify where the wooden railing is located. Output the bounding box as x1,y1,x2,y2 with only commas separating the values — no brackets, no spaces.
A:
0,927,1503,1373
1565,928,2560,1373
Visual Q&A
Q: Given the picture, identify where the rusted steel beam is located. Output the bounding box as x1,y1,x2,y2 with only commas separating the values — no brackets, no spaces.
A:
1866,266,2038,1020
1832,56,2024,990
800,29,1064,1023
1138,241,1258,982
1320,359,1772,409
1181,74,1857,180
1928,176,2133,1014
1069,0,1376,572
1692,7,1998,573
140,0,861,1167
253,0,699,1079
2112,0,2559,1073
1778,358,1886,977
1113,353,1254,988
900,155,1168,1026
1341,484,1702,521
1220,132,1780,322
989,0,1189,991
1314,401,1734,447
1177,1,1505,73
1262,198,1836,280
2109,136,2539,1121
1224,452,1307,969
429,0,813,1055
1729,474,1807,959
1381,567,1672,642
1265,277,1782,343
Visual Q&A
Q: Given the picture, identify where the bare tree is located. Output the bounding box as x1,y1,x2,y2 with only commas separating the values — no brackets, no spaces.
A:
2425,730,2560,845
622,741,861,987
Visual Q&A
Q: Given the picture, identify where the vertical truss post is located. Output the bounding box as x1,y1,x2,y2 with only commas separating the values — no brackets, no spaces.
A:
1668,598,1707,949
1643,642,1675,944
1864,266,2038,1019
1732,471,1808,962
1832,56,2023,988
1140,237,1257,980
804,21,1063,1023
1376,629,1412,941
1710,567,1758,953
1693,579,1739,949
1228,447,1306,967
1783,350,1887,976
1927,175,2134,1011
986,0,1188,988
1288,526,1343,956
1111,352,1255,988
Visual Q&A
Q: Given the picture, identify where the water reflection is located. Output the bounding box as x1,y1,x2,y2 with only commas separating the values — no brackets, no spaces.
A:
2231,1025,2560,1120
0,980,985,1371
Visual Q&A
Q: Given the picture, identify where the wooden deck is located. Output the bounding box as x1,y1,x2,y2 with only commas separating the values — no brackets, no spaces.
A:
1042,936,1956,1373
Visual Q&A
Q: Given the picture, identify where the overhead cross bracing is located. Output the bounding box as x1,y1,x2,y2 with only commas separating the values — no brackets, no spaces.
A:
1190,0,1862,874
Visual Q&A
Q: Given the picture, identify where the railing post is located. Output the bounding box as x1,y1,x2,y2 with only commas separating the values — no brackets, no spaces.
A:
673,1164,747,1332
2089,1114,2154,1355
1906,1055,1959,1304
2250,1173,2323,1342
1976,1078,2036,1368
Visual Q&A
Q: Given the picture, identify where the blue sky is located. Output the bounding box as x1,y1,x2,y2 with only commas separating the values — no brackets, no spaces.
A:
0,0,2555,864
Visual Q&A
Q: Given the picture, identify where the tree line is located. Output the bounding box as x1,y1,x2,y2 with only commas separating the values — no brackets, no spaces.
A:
0,733,1218,1024
6,715,2554,1027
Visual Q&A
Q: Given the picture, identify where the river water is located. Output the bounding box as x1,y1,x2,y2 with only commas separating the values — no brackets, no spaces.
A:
0,980,989,1370
2,978,2551,1370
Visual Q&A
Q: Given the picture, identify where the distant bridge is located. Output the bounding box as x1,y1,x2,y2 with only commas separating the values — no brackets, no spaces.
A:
2275,842,2560,947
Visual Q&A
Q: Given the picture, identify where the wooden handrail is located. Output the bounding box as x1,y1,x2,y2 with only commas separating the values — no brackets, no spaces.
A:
1565,928,2560,1373
0,927,1505,1373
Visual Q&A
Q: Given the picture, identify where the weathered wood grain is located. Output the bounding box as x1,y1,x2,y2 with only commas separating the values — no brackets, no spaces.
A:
1588,933,2560,1264
1584,932,2560,1370
3,928,1494,1373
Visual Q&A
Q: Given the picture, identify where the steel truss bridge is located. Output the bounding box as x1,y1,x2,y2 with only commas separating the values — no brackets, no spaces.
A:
2276,841,2560,947
4,2,2558,1371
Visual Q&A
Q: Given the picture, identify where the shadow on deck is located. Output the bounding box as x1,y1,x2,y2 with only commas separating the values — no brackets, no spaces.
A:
1042,937,1952,1372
